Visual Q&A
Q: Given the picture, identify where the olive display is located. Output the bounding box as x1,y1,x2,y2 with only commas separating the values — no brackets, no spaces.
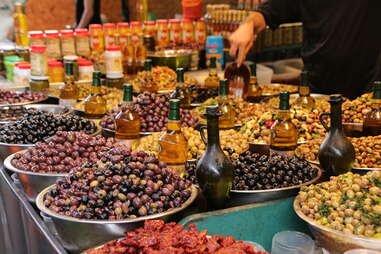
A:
43,150,193,220
297,171,381,238
11,131,117,173
0,111,96,144
0,106,29,121
232,151,319,190
100,92,198,132
189,85,218,104
0,90,46,104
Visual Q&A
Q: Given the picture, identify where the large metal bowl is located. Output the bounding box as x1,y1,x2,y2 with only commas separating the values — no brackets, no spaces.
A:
294,198,381,254
24,104,71,115
148,50,192,70
228,165,322,206
36,184,198,253
3,151,68,203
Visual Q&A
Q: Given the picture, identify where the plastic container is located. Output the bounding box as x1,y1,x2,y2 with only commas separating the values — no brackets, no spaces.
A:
105,46,123,79
271,231,315,254
130,21,143,46
30,76,49,92
182,0,202,20
344,250,381,254
195,19,206,44
206,35,224,69
60,29,76,56
103,23,116,48
144,21,156,37
45,30,61,59
89,24,104,52
28,31,45,46
117,22,129,47
0,45,16,73
78,60,94,81
30,45,48,76
48,61,64,83
156,20,169,47
169,19,181,43
13,62,30,86
4,56,24,81
63,55,79,81
182,19,194,43
75,28,91,58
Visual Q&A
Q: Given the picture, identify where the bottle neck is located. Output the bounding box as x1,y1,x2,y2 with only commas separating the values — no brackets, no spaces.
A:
299,86,311,96
330,102,343,130
277,110,291,121
167,120,182,131
206,116,221,146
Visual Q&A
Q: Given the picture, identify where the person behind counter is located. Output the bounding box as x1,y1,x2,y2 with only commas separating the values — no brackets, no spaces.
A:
76,0,101,28
229,0,381,99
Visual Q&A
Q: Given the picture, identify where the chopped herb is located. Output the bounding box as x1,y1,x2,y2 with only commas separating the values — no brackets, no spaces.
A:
319,204,330,217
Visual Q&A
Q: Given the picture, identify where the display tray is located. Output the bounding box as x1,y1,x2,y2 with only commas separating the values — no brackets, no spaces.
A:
0,93,48,107
294,198,381,254
228,164,322,206
259,83,298,97
36,184,198,253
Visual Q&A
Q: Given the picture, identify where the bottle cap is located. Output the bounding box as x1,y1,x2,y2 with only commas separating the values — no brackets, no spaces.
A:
328,94,343,103
31,75,48,80
176,68,185,83
300,71,309,86
169,19,181,24
169,99,180,120
48,61,63,67
144,21,155,26
30,45,47,53
28,31,44,39
45,30,59,38
373,81,381,99
89,24,102,30
103,23,116,29
92,71,102,86
182,19,192,23
219,79,229,96
205,104,222,116
60,29,74,37
75,28,89,36
117,22,129,28
279,91,290,110
169,99,180,109
156,19,168,24
65,62,74,76
130,21,141,27
144,59,152,71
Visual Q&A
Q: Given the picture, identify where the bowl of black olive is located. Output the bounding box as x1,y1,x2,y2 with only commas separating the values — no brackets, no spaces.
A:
228,151,322,206
36,150,198,253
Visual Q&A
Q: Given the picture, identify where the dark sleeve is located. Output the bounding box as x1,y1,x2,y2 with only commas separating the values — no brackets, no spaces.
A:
257,0,301,29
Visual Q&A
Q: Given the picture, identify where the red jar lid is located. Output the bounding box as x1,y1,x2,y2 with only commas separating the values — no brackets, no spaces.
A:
106,46,121,51
130,21,141,27
144,21,155,26
78,60,93,66
117,22,129,28
156,19,168,24
31,45,47,53
19,63,31,69
89,24,102,30
182,19,192,23
75,28,89,36
169,19,181,24
48,61,63,67
45,30,59,38
15,61,29,67
60,30,74,37
103,23,116,29
28,31,44,39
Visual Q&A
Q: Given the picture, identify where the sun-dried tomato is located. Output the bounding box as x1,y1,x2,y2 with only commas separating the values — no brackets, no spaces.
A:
86,220,268,254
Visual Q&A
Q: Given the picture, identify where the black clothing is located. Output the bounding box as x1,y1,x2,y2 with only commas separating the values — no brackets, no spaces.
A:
258,0,381,99
76,0,101,26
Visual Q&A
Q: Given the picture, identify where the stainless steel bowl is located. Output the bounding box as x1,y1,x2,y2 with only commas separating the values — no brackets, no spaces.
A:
24,104,71,115
228,165,322,206
3,151,68,203
148,50,192,70
36,184,198,253
0,142,34,162
294,198,381,254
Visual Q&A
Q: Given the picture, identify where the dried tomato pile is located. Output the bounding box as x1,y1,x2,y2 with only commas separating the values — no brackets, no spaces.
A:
86,220,268,254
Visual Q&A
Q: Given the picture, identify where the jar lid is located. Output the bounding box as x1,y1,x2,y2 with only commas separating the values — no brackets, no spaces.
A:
144,21,155,26
117,22,129,28
75,28,89,36
63,55,79,61
28,31,44,39
31,75,49,80
15,61,29,67
130,21,141,27
19,63,31,69
60,29,74,37
48,61,63,67
15,46,29,51
0,45,15,51
103,23,116,29
89,24,102,29
106,73,124,79
182,19,192,23
106,46,121,51
78,60,93,66
45,30,59,38
156,19,168,24
31,45,47,53
169,19,180,24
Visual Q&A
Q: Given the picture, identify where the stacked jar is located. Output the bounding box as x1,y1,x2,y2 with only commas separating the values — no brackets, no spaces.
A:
89,24,104,53
182,19,195,43
47,60,64,83
45,30,62,59
28,31,45,47
75,28,91,58
156,20,169,48
78,59,94,81
13,62,30,86
169,19,182,43
105,46,123,89
60,29,76,56
117,22,129,48
30,45,48,76
103,23,116,48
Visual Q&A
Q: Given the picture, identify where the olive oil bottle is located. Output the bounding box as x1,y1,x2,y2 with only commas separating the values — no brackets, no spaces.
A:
84,71,107,119
294,71,315,108
270,92,298,155
196,105,233,209
115,84,141,143
204,57,220,88
59,62,78,108
363,81,381,136
218,79,236,129
140,59,158,93
158,99,188,175
170,68,191,108
247,62,262,102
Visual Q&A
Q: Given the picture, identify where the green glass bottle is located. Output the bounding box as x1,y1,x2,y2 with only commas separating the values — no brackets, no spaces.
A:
363,81,381,136
84,71,107,119
170,68,191,108
294,71,316,108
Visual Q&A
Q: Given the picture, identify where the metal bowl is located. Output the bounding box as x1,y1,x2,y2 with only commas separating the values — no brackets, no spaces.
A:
294,198,381,254
36,184,198,253
23,104,71,115
3,151,68,203
148,50,192,70
228,165,322,206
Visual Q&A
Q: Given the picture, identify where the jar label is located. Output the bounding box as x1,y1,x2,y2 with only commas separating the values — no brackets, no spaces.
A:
105,35,116,48
170,30,181,42
46,39,61,58
76,37,91,56
182,29,194,43
106,56,123,74
30,53,47,76
131,33,140,46
61,38,76,56
157,30,169,43
90,35,103,50
195,29,206,43
119,35,128,47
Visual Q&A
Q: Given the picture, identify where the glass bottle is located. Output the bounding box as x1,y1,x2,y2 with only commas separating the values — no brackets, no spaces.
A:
363,81,381,136
59,62,78,108
115,84,141,143
140,59,158,93
218,79,236,129
13,3,28,47
294,71,316,108
204,57,220,88
135,34,147,73
170,68,191,108
122,34,135,78
224,62,250,99
84,71,107,119
196,105,233,209
136,0,148,22
247,62,262,101
318,95,355,177
270,92,298,155
158,99,188,176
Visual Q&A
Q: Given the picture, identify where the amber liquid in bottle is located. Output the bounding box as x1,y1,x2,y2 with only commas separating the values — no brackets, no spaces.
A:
158,99,188,176
204,57,220,88
294,71,316,108
59,62,78,108
224,62,250,100
115,84,141,142
122,34,135,78
363,81,381,136
170,68,191,108
84,71,107,119
218,79,236,129
135,34,147,73
140,59,158,93
270,92,298,155
247,62,262,102
196,105,233,209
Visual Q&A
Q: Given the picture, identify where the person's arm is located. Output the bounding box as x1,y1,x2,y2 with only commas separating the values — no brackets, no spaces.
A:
230,0,301,65
77,0,94,28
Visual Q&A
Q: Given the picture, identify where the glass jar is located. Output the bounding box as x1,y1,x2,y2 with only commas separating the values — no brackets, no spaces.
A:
48,60,64,83
105,46,123,79
0,45,16,73
182,19,194,43
156,19,169,48
144,21,156,37
89,24,104,52
107,76,124,89
15,46,29,62
60,29,76,56
117,22,129,48
28,31,45,46
30,76,49,93
103,23,116,48
14,62,30,86
45,30,62,59
30,45,48,76
130,21,143,47
63,55,79,81
195,19,206,44
75,28,91,58
169,19,181,43
78,59,94,81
